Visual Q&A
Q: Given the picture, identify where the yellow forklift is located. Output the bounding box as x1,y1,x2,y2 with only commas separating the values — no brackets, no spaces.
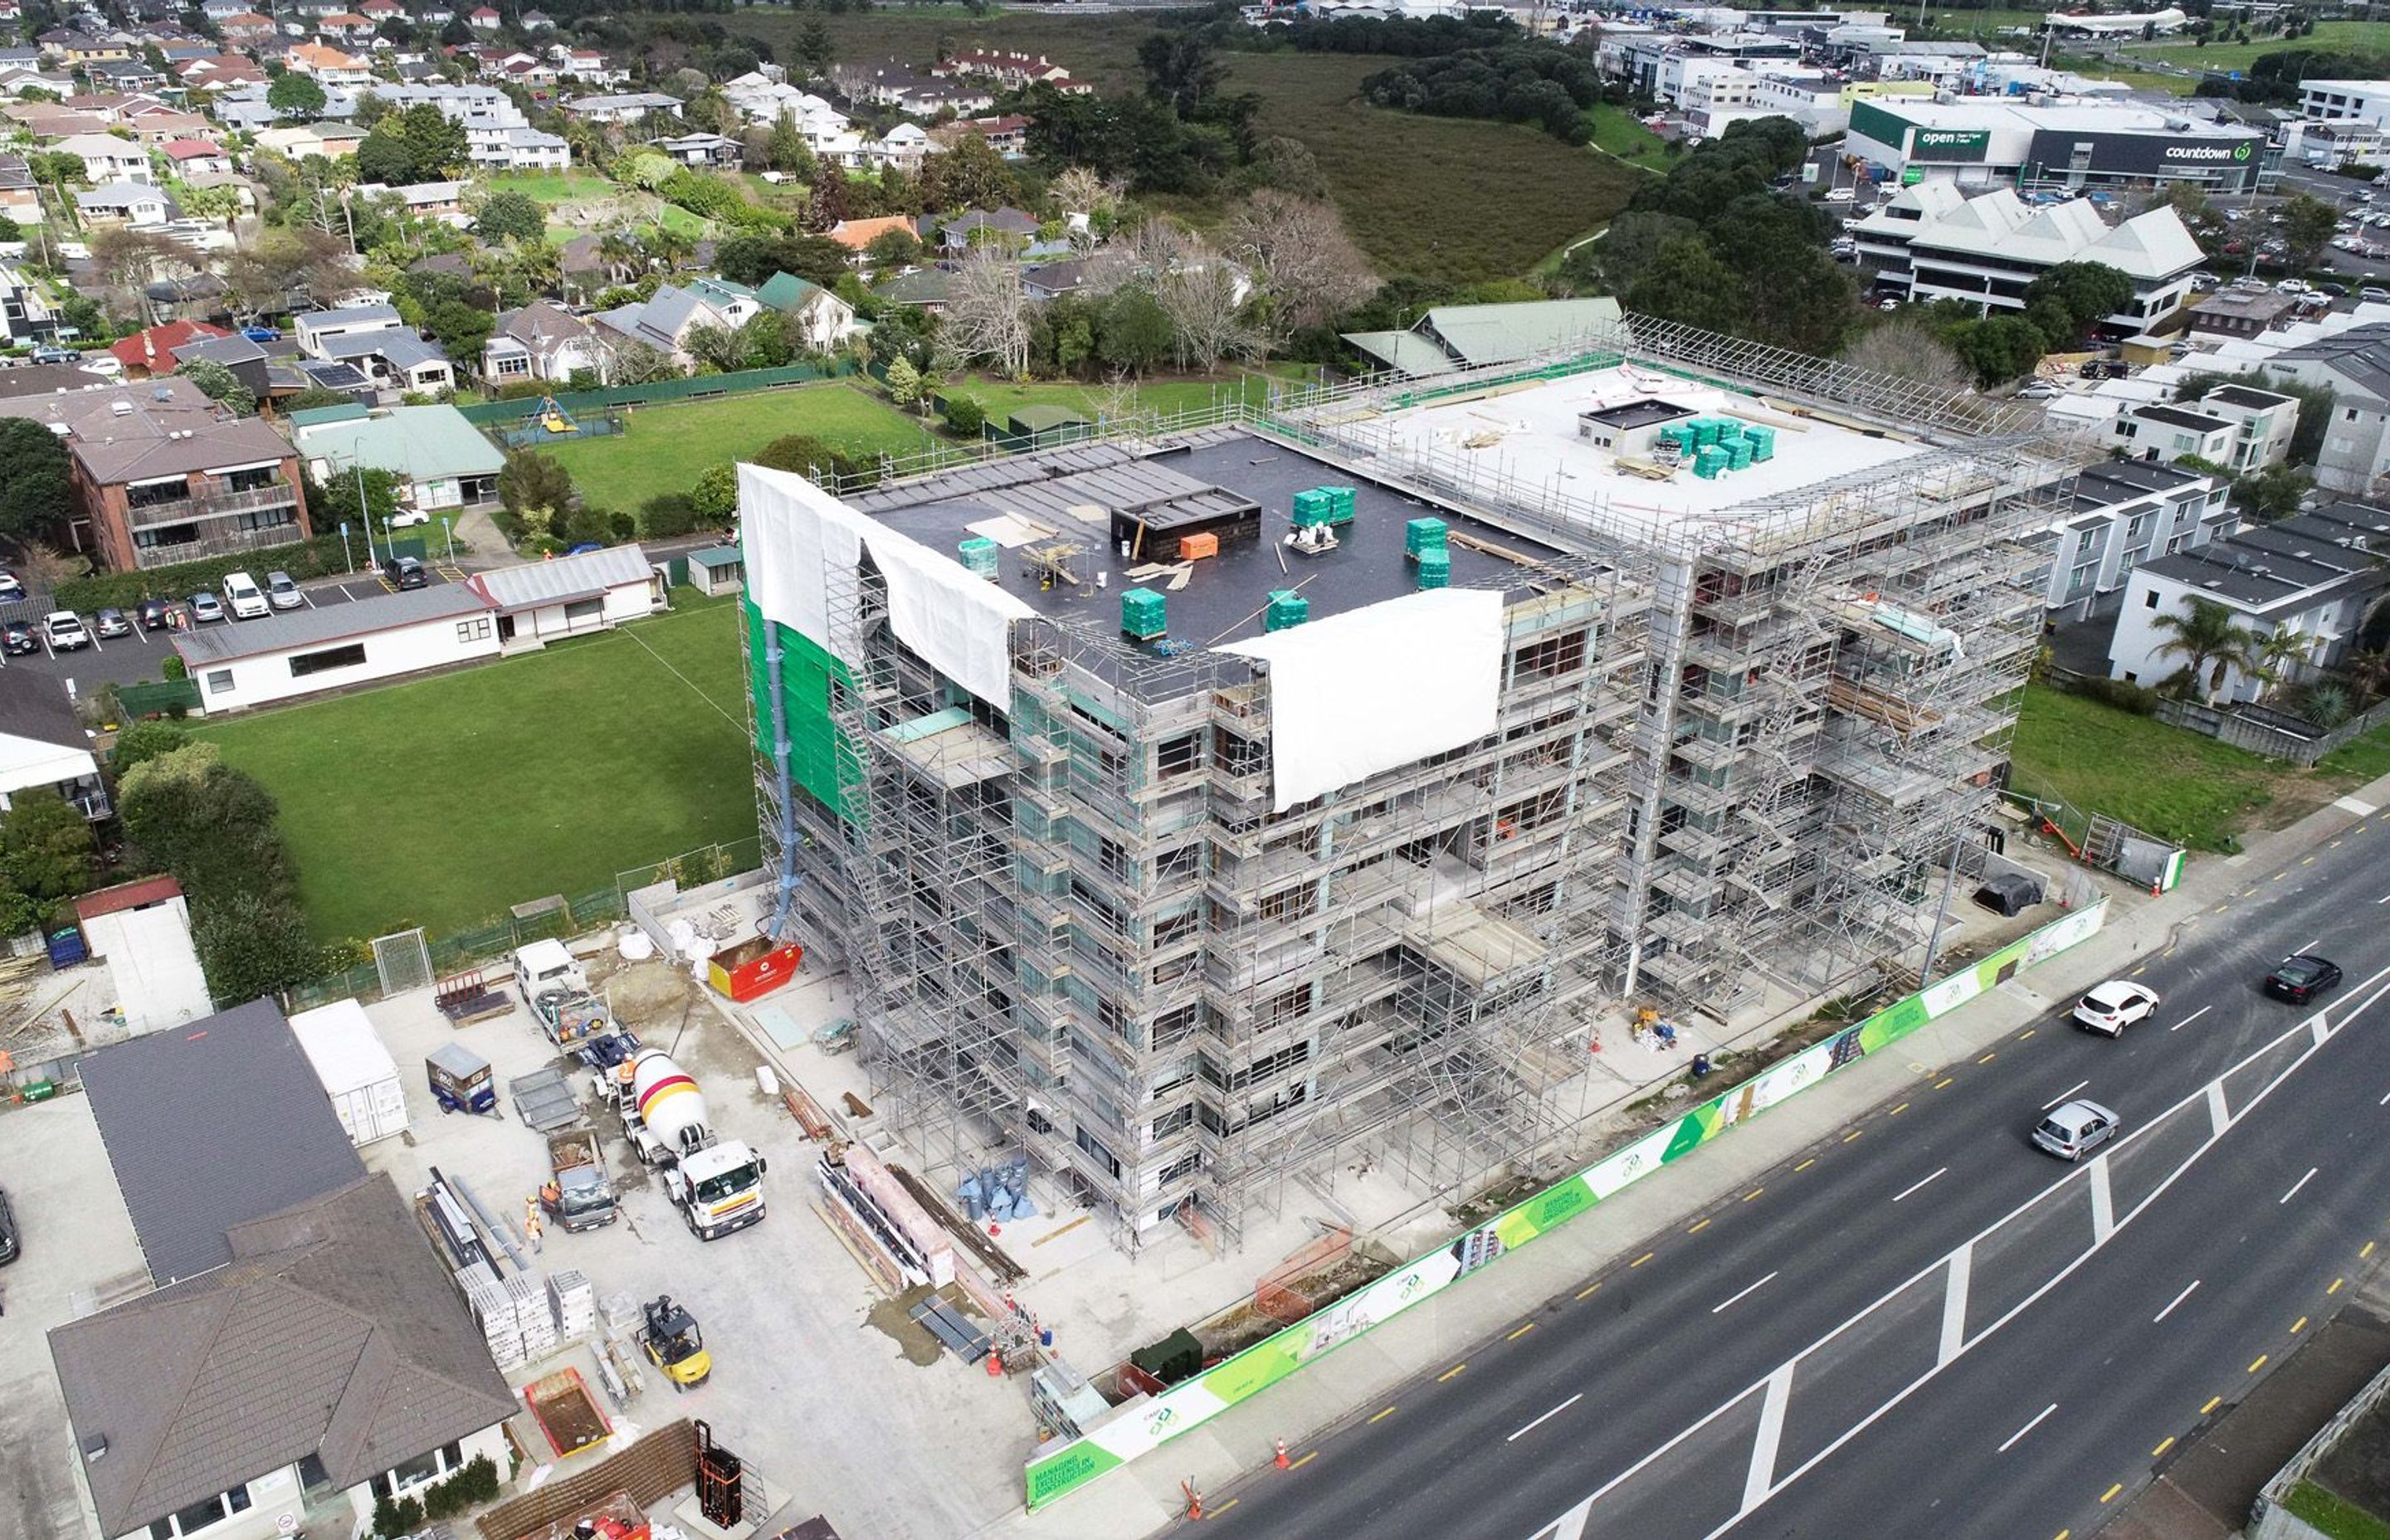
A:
638,1294,712,1391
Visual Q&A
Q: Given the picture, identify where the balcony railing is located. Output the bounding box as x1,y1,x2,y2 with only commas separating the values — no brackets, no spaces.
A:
133,519,308,570
125,479,299,530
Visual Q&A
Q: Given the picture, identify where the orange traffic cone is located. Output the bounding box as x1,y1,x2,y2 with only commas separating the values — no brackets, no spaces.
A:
986,1349,1003,1378
1182,1479,1203,1520
1273,1439,1290,1469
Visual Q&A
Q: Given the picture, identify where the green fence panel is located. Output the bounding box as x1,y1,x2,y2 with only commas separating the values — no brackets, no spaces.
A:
1022,899,2116,1509
119,680,202,717
456,362,861,428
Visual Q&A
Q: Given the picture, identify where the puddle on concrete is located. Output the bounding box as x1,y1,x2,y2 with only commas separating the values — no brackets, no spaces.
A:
865,1284,949,1367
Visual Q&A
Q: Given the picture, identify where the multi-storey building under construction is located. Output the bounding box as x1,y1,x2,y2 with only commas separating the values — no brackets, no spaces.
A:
738,320,2081,1255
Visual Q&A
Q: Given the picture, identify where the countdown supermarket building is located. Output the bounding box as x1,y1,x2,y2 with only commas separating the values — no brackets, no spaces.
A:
1846,98,2274,195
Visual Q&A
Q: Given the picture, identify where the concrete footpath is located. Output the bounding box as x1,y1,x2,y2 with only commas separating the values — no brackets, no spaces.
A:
980,771,2390,1540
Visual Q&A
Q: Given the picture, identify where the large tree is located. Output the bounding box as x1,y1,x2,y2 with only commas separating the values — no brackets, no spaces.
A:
177,357,256,417
0,789,94,905
1225,190,1378,337
475,188,545,244
266,71,327,121
2022,261,2135,347
499,451,577,519
941,246,1032,378
2149,596,2265,701
0,417,75,543
1841,319,1969,396
191,890,327,1003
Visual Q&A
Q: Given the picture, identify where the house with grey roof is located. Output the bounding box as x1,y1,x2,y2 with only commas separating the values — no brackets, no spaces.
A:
0,674,107,820
2108,500,2390,702
2271,323,2390,496
590,278,758,369
480,298,603,384
48,1172,517,1540
464,541,661,648
75,179,177,227
316,326,456,395
289,403,505,511
560,90,681,124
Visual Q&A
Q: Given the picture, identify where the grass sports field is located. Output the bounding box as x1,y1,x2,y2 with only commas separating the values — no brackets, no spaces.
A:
195,592,754,943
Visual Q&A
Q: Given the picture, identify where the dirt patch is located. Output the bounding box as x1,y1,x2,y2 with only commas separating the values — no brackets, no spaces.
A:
605,959,703,1031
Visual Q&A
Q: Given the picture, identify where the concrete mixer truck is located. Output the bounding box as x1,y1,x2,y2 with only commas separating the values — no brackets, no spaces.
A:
597,1049,769,1240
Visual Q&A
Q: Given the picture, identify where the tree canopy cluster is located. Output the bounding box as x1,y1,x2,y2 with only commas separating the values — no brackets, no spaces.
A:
1361,43,1607,144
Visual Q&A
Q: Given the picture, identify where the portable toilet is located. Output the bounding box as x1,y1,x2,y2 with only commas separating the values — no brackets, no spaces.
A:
958,536,999,579
1121,587,1167,641
1416,548,1451,588
1406,517,1449,560
1266,590,1310,631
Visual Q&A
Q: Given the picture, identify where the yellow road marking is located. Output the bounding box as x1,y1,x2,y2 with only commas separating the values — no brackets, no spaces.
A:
2365,1241,2377,1259
1440,1362,1468,1382
1979,1052,1997,1064
2250,1354,2269,1373
2152,1436,2175,1458
2274,870,2287,880
1578,1282,1602,1300
2056,1531,2071,1540
2019,1027,2037,1040
1795,1158,1817,1172
2292,1317,2309,1334
2302,856,2316,865
1370,1406,1398,1424
2132,966,2147,977
1631,1250,1656,1267
2100,1484,2123,1503
2215,904,2231,914
1290,1450,1317,1470
2331,1278,2346,1295
2202,1396,2223,1416
1508,1323,1536,1341
1689,1218,1711,1234
1744,1187,1765,1202
1935,1078,1956,1090
1216,1499,1240,1514
1891,1102,1911,1116
1845,1129,1863,1142
2333,840,2344,848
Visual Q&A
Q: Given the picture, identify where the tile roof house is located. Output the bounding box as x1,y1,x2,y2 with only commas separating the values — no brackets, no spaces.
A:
591,277,758,368
0,675,106,820
284,41,374,87
110,319,232,376
160,137,229,174
480,297,602,384
826,214,919,258
755,270,860,350
0,377,310,570
48,1171,518,1540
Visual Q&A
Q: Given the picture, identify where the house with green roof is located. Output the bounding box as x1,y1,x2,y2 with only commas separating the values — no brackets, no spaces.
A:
755,270,861,350
289,404,507,514
1343,297,1625,378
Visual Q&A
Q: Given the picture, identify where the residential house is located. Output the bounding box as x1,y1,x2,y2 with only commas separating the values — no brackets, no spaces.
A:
290,402,504,511
0,377,310,569
827,215,919,261
521,7,554,28
464,543,662,649
0,154,40,227
85,56,165,91
872,266,950,313
284,41,374,88
0,677,107,821
2034,459,2231,616
467,4,502,28
2189,383,2301,473
937,206,1039,253
2109,501,2390,699
929,50,1087,93
174,53,265,90
590,277,758,368
109,318,231,377
2187,286,2297,344
553,46,624,84
473,125,568,170
869,121,932,173
719,73,846,135
161,137,230,176
171,333,272,404
76,181,178,227
315,11,377,44
51,1002,517,1540
0,266,61,348
755,270,859,350
0,363,120,400
51,130,152,184
372,178,466,224
933,113,1031,157
1022,258,1096,301
217,12,278,47
480,298,602,383
358,0,404,20
654,130,742,168
253,122,368,158
2270,324,2390,497
0,66,75,100
832,58,995,117
120,109,218,149
293,309,455,393
48,33,136,67
2113,401,2240,468
562,90,681,124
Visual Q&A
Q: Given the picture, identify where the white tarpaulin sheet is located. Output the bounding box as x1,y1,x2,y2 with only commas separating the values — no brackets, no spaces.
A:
90,905,212,1037
1222,587,1504,811
739,463,1032,705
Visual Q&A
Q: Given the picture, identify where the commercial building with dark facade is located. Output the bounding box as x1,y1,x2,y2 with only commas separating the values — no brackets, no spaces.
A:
1846,98,2272,195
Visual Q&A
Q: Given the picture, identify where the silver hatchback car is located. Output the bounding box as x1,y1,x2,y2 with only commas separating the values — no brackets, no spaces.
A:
2032,1099,2119,1162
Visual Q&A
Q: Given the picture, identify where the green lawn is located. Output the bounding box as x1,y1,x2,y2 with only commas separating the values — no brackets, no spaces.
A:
2056,56,2200,95
947,370,1294,426
1586,104,1676,170
489,172,622,205
2123,19,2390,71
2285,1481,2390,1540
2007,685,2285,852
195,596,754,943
2319,720,2390,782
546,383,935,513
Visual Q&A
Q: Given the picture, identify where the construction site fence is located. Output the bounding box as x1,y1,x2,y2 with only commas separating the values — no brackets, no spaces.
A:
2155,692,2390,768
475,1419,697,1540
1023,899,2113,1510
1252,1225,1355,1325
455,360,863,428
282,840,760,1011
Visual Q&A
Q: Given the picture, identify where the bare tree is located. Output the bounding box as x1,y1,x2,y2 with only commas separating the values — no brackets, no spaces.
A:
942,246,1030,379
602,337,679,385
1841,319,1970,397
1153,233,1261,372
1225,189,1378,339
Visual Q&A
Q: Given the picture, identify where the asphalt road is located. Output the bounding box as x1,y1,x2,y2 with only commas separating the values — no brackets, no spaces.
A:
1200,810,2390,1539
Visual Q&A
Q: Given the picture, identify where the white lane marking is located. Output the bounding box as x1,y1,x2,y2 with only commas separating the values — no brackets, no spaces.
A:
2337,796,2379,816
302,590,318,608
2297,936,2322,955
2380,1088,2390,1105
2153,1279,2201,1324
2280,1167,2319,1205
2089,1153,2114,1244
1712,1272,1778,1316
2044,1079,2090,1109
1997,1403,2059,1453
1745,1366,1793,1511
2172,1005,2212,1033
1507,1392,1583,1443
2378,894,2390,904
1939,1243,1971,1367
1891,1167,1948,1204
2208,1082,2232,1138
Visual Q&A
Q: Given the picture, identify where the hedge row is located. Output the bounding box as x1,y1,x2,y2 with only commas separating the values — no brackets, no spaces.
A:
54,531,453,612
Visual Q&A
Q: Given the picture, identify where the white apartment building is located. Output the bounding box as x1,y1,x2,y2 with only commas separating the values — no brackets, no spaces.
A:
1863,182,2202,336
2300,79,2390,129
2036,459,2231,616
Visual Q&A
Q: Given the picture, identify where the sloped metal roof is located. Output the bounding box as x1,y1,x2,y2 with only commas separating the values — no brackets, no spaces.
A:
467,541,651,612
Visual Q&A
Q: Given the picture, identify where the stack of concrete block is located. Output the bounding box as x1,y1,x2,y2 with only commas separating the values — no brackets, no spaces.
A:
465,1274,530,1371
601,1289,642,1338
549,1270,597,1342
507,1273,558,1360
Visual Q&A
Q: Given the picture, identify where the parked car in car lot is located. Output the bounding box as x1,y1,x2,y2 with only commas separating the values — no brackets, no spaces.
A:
383,554,427,590
1,619,37,655
221,570,268,619
2364,285,2390,303
43,611,88,651
187,592,227,623
0,569,22,602
92,607,130,639
388,506,432,528
135,597,171,631
266,571,303,610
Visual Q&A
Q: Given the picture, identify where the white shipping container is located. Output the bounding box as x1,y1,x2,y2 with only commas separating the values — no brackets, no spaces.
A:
289,999,412,1147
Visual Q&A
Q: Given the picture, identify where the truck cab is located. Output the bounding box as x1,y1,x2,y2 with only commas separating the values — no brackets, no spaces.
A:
512,939,588,1007
665,1142,768,1240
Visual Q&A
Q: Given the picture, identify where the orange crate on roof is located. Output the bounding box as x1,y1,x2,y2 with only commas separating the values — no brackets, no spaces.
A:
1179,531,1219,561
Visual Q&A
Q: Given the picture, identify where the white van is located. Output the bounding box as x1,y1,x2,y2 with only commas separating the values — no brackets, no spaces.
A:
222,571,268,619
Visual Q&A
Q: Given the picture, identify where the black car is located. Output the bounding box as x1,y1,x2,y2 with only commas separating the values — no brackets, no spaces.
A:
2265,953,2344,1004
383,554,427,590
134,597,171,631
0,619,37,655
0,1186,16,1265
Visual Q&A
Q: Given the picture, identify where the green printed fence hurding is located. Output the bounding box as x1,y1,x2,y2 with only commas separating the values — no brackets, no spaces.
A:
1023,900,2112,1508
